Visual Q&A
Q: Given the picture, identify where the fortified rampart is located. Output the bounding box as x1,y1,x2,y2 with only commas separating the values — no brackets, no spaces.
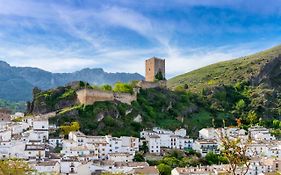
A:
76,89,137,105
137,80,167,89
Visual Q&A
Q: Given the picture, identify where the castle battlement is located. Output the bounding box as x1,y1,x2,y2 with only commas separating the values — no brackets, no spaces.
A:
76,88,137,105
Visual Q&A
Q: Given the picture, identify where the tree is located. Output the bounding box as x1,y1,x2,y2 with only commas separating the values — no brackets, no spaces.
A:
273,119,280,129
205,152,219,165
218,131,251,175
235,99,245,111
60,121,80,136
113,82,133,94
101,84,112,91
140,141,149,153
0,159,33,175
247,111,258,125
157,163,172,175
155,71,165,81
133,153,145,162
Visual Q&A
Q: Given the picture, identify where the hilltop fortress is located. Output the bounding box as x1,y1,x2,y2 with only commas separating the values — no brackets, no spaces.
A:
76,57,167,105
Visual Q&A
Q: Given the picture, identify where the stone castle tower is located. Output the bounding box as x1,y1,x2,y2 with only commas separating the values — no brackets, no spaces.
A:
145,57,165,82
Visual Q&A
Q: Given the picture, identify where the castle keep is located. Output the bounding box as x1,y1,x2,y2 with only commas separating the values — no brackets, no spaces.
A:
76,57,166,106
145,57,165,82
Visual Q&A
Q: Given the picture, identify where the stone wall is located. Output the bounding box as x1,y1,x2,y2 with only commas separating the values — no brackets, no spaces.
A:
114,92,137,105
137,80,167,89
76,88,137,105
76,89,114,105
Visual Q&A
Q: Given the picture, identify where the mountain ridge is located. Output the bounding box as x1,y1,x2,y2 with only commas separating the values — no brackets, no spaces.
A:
0,60,144,102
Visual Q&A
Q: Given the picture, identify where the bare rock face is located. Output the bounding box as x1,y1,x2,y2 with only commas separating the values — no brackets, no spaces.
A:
251,55,281,89
133,114,142,123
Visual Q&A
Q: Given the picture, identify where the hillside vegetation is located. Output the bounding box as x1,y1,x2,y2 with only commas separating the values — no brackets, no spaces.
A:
168,45,281,91
28,45,281,138
168,45,281,119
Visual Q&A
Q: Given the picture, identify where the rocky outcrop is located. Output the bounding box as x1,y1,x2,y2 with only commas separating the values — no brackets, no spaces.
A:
251,55,281,88
27,86,79,115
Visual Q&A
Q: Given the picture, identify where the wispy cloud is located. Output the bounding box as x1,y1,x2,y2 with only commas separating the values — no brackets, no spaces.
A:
0,0,280,78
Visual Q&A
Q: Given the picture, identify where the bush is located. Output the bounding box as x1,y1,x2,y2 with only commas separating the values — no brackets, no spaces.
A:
102,84,112,91
133,153,145,162
60,121,80,136
113,82,133,94
157,163,172,175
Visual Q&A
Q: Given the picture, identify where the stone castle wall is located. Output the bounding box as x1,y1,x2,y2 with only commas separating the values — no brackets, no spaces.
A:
137,80,167,89
76,88,137,105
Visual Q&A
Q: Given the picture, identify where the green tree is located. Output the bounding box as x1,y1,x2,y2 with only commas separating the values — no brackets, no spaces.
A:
235,99,245,111
157,163,172,175
113,82,133,94
0,159,33,175
273,119,280,129
140,141,149,153
133,153,145,162
205,152,219,165
60,121,80,136
247,111,258,125
155,71,165,81
102,84,112,91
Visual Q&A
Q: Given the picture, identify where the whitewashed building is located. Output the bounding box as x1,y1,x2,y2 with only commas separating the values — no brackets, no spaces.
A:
33,161,60,174
141,127,193,154
248,126,276,141
193,140,220,157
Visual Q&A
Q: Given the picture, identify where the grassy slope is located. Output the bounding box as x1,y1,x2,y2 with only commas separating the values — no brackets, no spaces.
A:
168,45,281,92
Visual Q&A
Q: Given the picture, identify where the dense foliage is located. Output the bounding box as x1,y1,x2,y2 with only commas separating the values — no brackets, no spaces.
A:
50,87,227,137
147,150,228,175
42,77,279,139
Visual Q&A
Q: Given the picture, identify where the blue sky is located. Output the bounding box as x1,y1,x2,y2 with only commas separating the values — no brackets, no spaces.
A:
0,0,281,78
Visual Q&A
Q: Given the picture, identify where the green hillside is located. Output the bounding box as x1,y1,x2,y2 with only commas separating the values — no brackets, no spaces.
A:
168,45,281,119
27,45,281,138
168,45,281,91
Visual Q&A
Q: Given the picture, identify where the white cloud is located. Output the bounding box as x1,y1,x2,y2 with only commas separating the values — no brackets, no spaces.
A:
0,0,280,79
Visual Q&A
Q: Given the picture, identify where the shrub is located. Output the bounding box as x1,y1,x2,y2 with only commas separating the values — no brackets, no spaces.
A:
101,84,112,91
113,82,133,94
60,121,80,136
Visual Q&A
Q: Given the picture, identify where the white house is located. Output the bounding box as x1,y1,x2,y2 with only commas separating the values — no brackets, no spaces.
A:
34,161,60,174
49,138,63,148
90,161,149,174
248,126,276,141
0,129,11,141
60,157,81,174
108,152,134,162
120,136,139,152
193,140,220,157
24,142,46,160
147,135,161,155
141,127,193,154
199,128,217,140
32,119,49,140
